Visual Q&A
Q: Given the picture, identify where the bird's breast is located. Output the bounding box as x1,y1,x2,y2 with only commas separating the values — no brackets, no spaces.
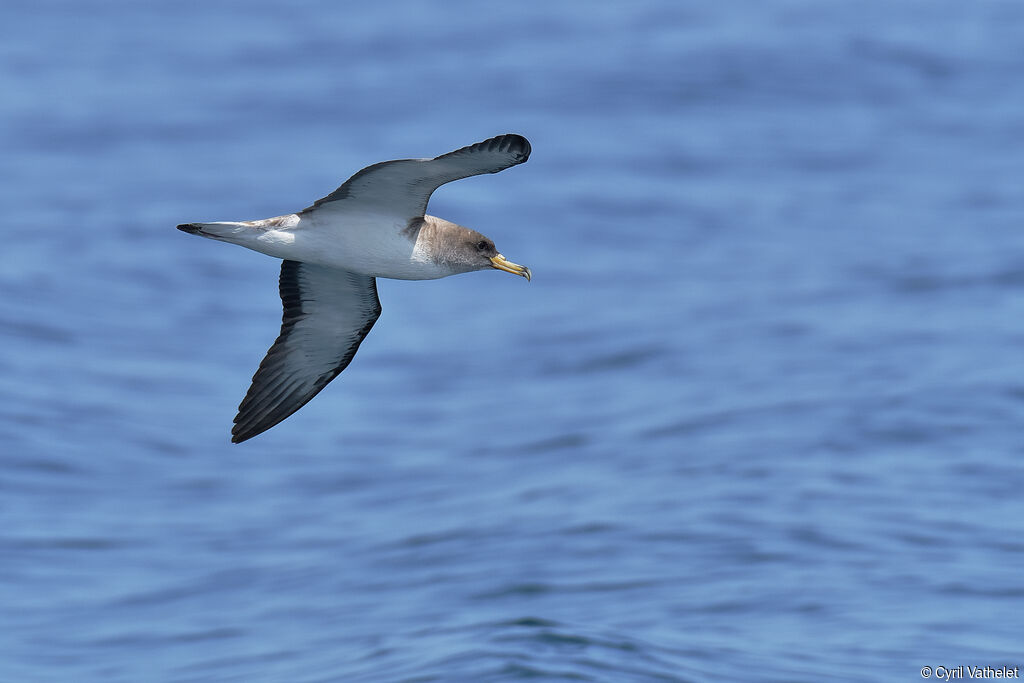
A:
276,212,450,280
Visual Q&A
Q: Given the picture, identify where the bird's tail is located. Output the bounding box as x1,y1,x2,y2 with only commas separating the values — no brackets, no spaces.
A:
176,221,250,242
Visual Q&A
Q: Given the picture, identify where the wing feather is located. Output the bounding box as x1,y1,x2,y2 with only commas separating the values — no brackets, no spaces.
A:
231,260,381,443
302,133,531,217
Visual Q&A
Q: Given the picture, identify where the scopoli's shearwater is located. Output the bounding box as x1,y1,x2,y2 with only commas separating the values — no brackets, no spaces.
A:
178,134,532,443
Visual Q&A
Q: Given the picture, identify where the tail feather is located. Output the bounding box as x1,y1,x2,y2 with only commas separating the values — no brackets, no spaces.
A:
176,215,299,244
175,221,251,242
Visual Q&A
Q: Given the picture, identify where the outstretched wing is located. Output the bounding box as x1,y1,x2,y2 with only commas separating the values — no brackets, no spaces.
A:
232,261,381,443
302,133,531,218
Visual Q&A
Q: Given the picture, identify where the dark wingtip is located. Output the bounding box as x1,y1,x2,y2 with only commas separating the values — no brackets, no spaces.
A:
177,223,202,235
495,133,531,163
230,426,253,444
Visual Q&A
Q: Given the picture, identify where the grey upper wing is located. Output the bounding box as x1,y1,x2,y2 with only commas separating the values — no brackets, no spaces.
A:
302,133,531,217
231,260,381,443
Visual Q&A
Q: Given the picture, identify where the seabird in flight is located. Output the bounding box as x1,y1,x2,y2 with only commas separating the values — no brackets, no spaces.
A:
178,133,532,443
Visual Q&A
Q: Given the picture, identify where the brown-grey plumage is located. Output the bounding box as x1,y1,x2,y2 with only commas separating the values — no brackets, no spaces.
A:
405,216,505,274
177,133,532,443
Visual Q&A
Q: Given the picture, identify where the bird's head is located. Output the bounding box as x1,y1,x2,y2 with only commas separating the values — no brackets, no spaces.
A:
423,218,531,281
463,231,531,281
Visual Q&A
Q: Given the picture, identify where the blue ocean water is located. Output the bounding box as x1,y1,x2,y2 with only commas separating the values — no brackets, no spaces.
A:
2,0,1024,680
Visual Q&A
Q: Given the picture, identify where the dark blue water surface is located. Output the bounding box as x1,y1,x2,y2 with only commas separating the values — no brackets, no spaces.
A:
3,1,1024,680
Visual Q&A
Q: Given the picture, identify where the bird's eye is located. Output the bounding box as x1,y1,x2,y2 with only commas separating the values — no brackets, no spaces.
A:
476,240,489,251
